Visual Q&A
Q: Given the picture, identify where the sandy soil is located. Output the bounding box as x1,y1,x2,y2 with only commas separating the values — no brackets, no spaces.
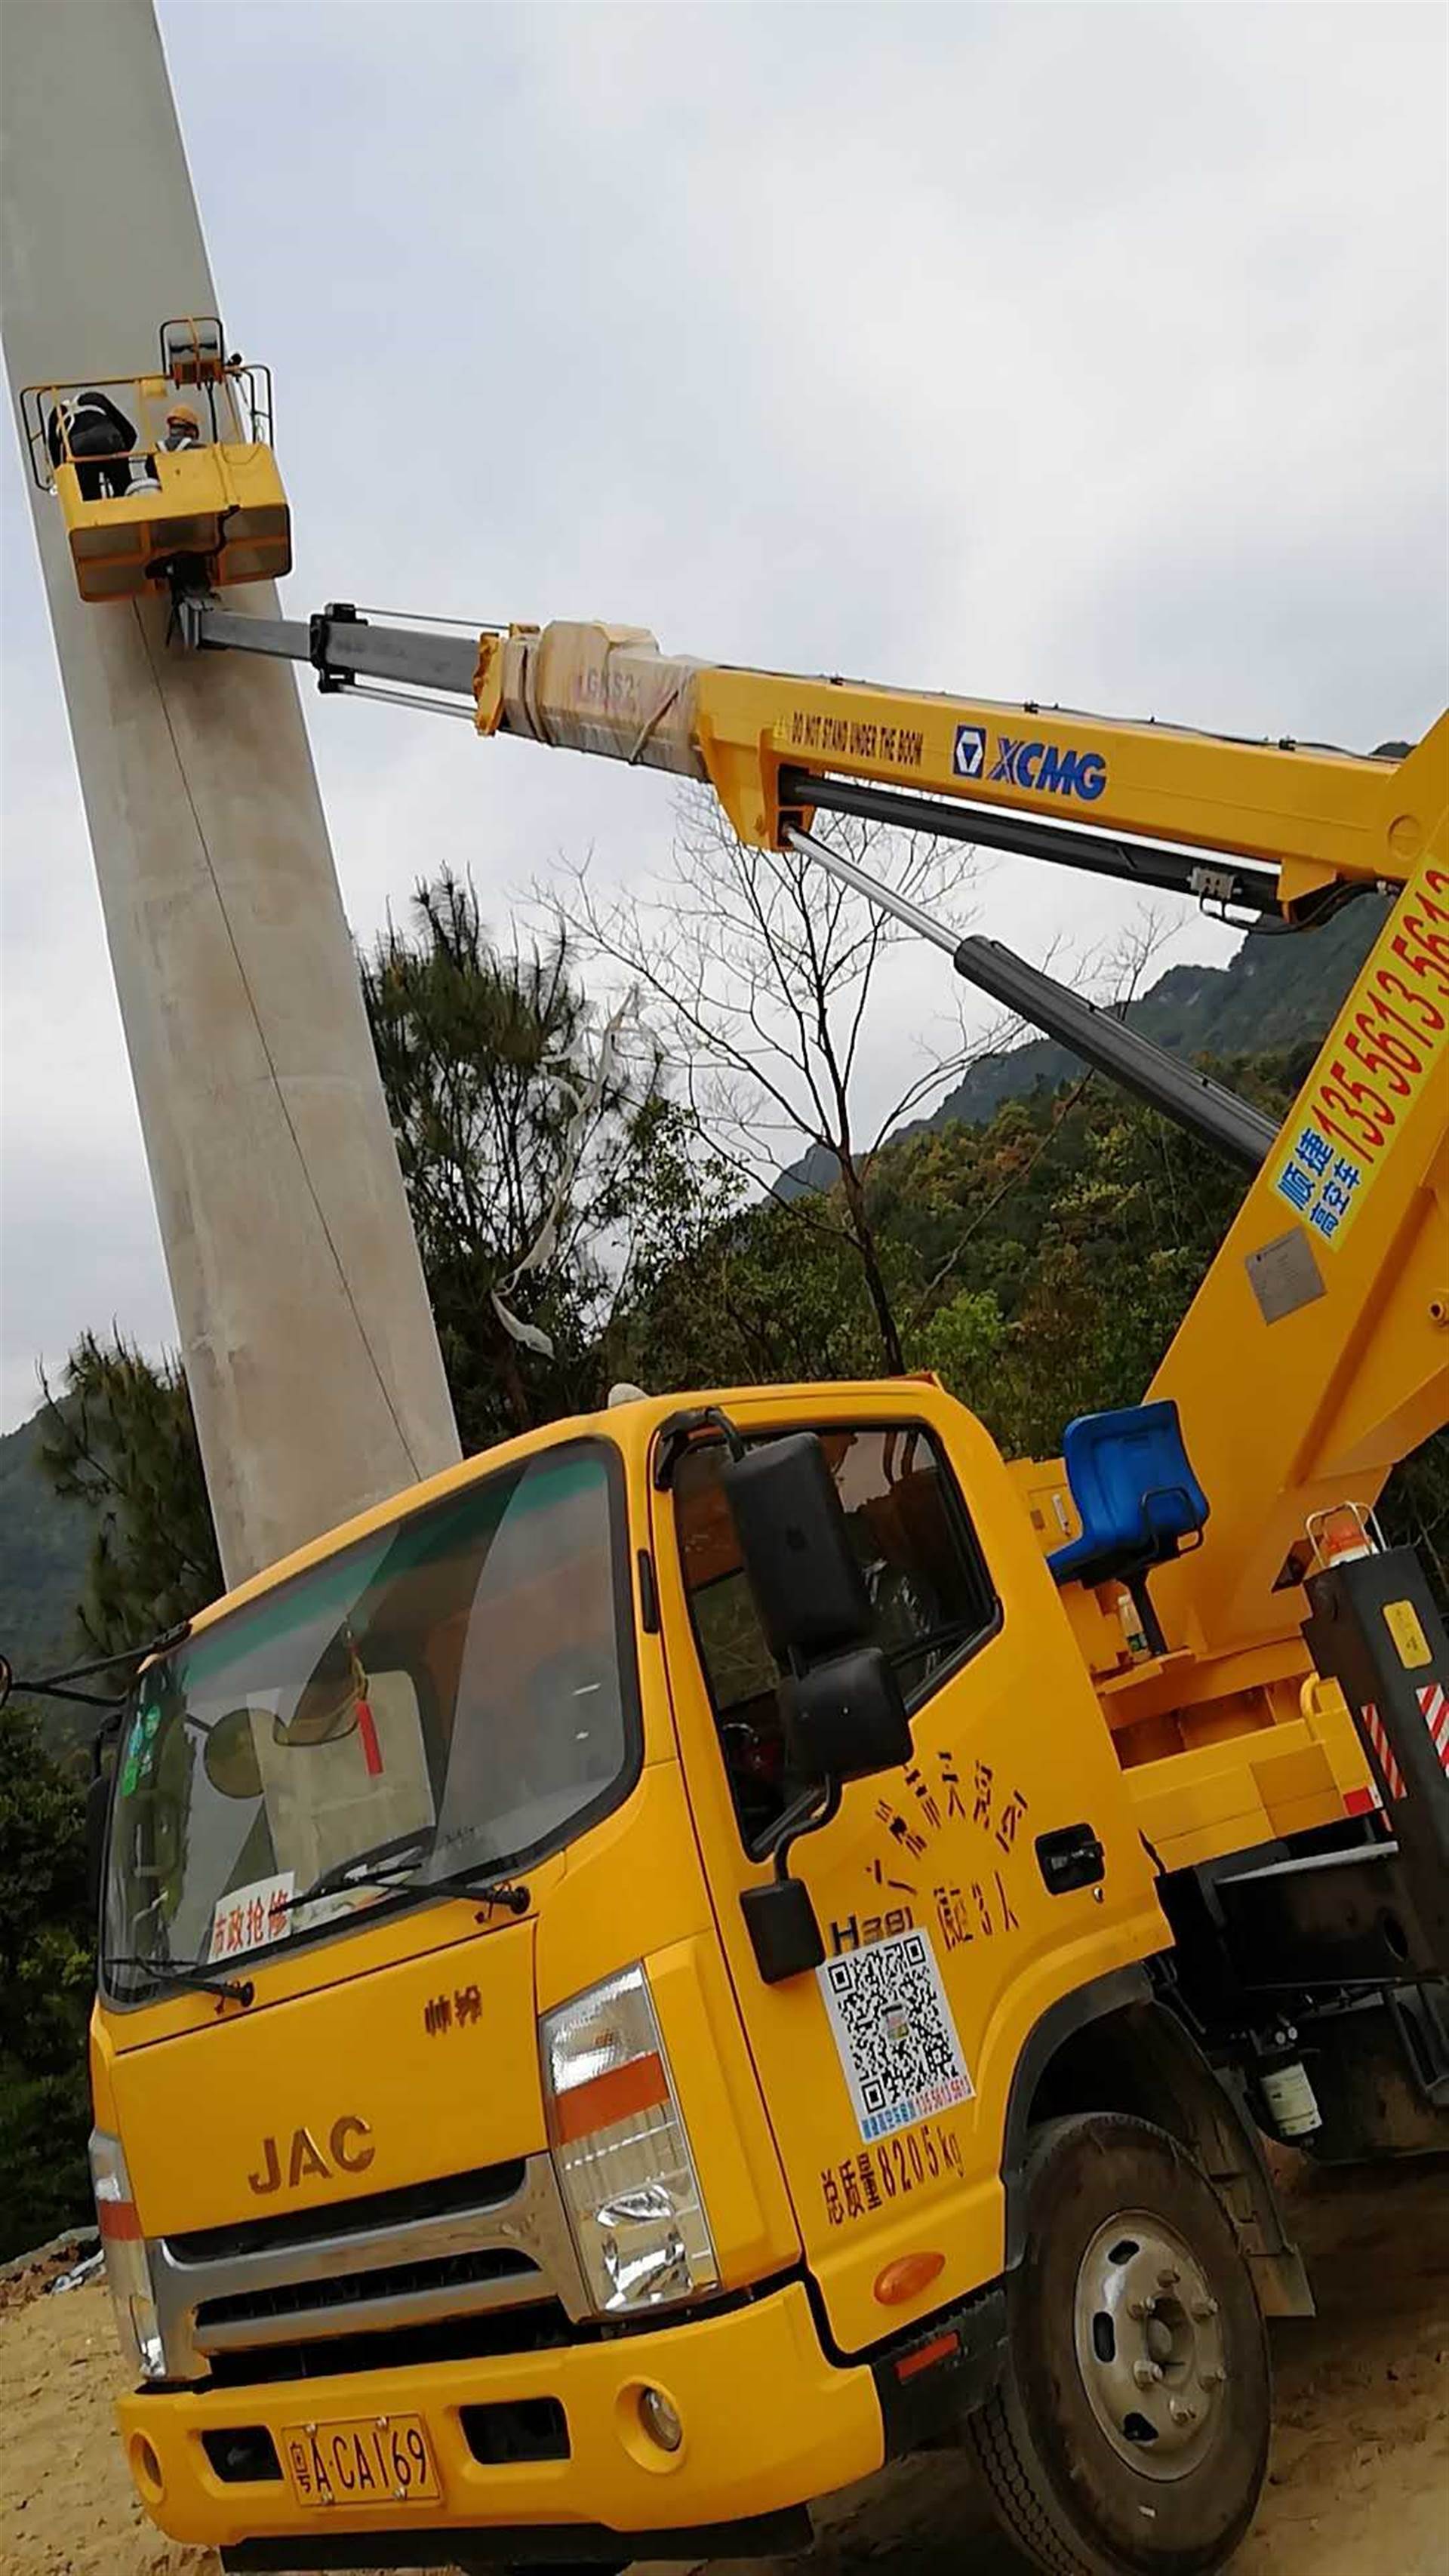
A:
4,2155,1444,2576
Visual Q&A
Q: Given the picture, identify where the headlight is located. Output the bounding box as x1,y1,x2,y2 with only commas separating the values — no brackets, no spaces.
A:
89,2130,165,2381
540,1965,718,2317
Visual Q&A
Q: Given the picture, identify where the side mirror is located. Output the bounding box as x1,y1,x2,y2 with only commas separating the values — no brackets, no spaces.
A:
204,1707,265,1798
721,1432,871,1663
718,1428,916,1992
783,1644,912,1786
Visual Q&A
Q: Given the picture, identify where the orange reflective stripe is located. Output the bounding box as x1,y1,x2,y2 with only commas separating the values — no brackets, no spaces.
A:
97,2197,143,2242
553,2051,669,2146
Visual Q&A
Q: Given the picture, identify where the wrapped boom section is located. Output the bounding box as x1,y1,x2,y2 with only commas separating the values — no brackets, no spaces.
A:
475,623,708,780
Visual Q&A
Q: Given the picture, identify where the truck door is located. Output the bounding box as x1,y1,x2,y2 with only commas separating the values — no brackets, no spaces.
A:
651,1384,1170,2358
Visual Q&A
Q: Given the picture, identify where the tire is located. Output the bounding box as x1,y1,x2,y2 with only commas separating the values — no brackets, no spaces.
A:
968,2112,1270,2576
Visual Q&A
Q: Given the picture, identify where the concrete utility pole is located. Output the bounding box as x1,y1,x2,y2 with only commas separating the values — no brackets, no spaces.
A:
2,0,460,1590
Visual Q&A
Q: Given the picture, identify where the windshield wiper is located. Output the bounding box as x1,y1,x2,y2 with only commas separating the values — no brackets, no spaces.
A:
284,1828,438,1912
285,1835,531,1919
425,1858,532,1916
106,1953,254,2006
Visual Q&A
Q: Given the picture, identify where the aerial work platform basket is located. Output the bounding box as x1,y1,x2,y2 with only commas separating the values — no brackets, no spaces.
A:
20,317,291,603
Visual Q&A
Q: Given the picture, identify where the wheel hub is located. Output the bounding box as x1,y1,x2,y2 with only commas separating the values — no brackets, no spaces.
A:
1072,2208,1229,2481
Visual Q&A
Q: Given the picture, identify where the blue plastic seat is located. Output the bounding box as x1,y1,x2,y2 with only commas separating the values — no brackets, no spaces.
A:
1047,1401,1208,1653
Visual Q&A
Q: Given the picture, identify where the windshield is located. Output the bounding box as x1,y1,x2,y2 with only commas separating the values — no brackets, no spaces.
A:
102,1440,637,1997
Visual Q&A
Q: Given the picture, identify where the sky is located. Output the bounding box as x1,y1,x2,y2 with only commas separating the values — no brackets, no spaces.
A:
2,0,1446,1433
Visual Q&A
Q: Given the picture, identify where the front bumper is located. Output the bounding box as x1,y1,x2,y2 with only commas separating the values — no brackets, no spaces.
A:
116,2281,884,2562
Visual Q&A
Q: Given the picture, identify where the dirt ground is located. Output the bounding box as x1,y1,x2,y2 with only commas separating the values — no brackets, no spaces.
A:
4,2155,1444,2576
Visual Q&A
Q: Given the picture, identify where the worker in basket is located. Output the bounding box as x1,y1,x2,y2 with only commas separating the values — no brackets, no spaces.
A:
159,401,204,453
46,387,138,500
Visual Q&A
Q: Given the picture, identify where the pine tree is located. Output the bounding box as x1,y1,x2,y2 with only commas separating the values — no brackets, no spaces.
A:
361,870,676,1449
38,1332,220,1656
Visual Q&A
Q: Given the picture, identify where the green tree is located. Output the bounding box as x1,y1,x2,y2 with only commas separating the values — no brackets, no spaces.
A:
0,1706,92,2257
911,1287,1007,1411
38,1332,222,1659
362,871,684,1449
619,1190,897,1393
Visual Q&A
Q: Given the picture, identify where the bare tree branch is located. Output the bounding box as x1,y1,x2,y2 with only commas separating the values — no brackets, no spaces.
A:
542,794,996,1372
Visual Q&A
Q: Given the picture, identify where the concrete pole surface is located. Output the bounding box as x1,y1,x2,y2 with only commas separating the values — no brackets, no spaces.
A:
2,0,460,1593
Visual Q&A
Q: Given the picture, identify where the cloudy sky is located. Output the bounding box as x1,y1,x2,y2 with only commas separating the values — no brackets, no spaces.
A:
2,0,1445,1432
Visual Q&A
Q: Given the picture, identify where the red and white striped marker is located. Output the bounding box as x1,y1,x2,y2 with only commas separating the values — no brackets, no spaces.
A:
1346,1679,1447,1814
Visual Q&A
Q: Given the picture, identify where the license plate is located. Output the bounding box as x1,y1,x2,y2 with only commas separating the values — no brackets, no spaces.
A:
281,2412,441,2510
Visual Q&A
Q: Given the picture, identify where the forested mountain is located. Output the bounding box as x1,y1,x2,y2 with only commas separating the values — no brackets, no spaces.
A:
0,1411,88,1702
930,889,1389,1125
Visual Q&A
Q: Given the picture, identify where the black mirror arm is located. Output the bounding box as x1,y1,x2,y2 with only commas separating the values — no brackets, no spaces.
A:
755,1771,842,1876
740,1771,842,1987
9,1676,121,1712
653,1405,746,1488
0,1620,192,1716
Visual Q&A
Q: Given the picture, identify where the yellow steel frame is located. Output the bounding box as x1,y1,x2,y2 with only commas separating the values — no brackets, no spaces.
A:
1149,848,1449,1657
696,669,1441,903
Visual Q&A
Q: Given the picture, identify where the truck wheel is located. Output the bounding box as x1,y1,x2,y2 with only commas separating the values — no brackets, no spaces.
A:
968,2112,1270,2576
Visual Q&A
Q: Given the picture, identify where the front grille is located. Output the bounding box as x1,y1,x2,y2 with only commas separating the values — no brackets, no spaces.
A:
195,2245,540,2337
152,2150,588,2385
168,2159,528,2265
205,2300,577,2387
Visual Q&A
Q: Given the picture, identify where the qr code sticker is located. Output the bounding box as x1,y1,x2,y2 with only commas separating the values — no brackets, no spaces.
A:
817,1925,974,2142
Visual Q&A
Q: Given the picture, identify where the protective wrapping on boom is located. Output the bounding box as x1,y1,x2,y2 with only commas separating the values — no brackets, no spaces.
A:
475,622,709,778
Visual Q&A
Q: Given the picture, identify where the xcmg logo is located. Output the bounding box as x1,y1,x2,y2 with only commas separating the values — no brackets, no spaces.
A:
989,734,1107,803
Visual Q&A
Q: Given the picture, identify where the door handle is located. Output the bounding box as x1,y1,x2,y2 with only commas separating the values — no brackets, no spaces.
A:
1035,1822,1105,1894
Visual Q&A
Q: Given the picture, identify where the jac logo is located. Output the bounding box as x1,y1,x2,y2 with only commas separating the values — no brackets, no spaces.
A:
248,2114,374,2196
989,736,1107,802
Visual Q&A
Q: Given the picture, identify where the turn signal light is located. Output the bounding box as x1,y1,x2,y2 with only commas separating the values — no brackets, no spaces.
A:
552,2050,670,2148
540,1965,718,2317
873,2251,946,2307
90,2129,165,2381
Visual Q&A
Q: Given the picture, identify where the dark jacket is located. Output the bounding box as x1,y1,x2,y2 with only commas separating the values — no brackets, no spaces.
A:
48,389,137,466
